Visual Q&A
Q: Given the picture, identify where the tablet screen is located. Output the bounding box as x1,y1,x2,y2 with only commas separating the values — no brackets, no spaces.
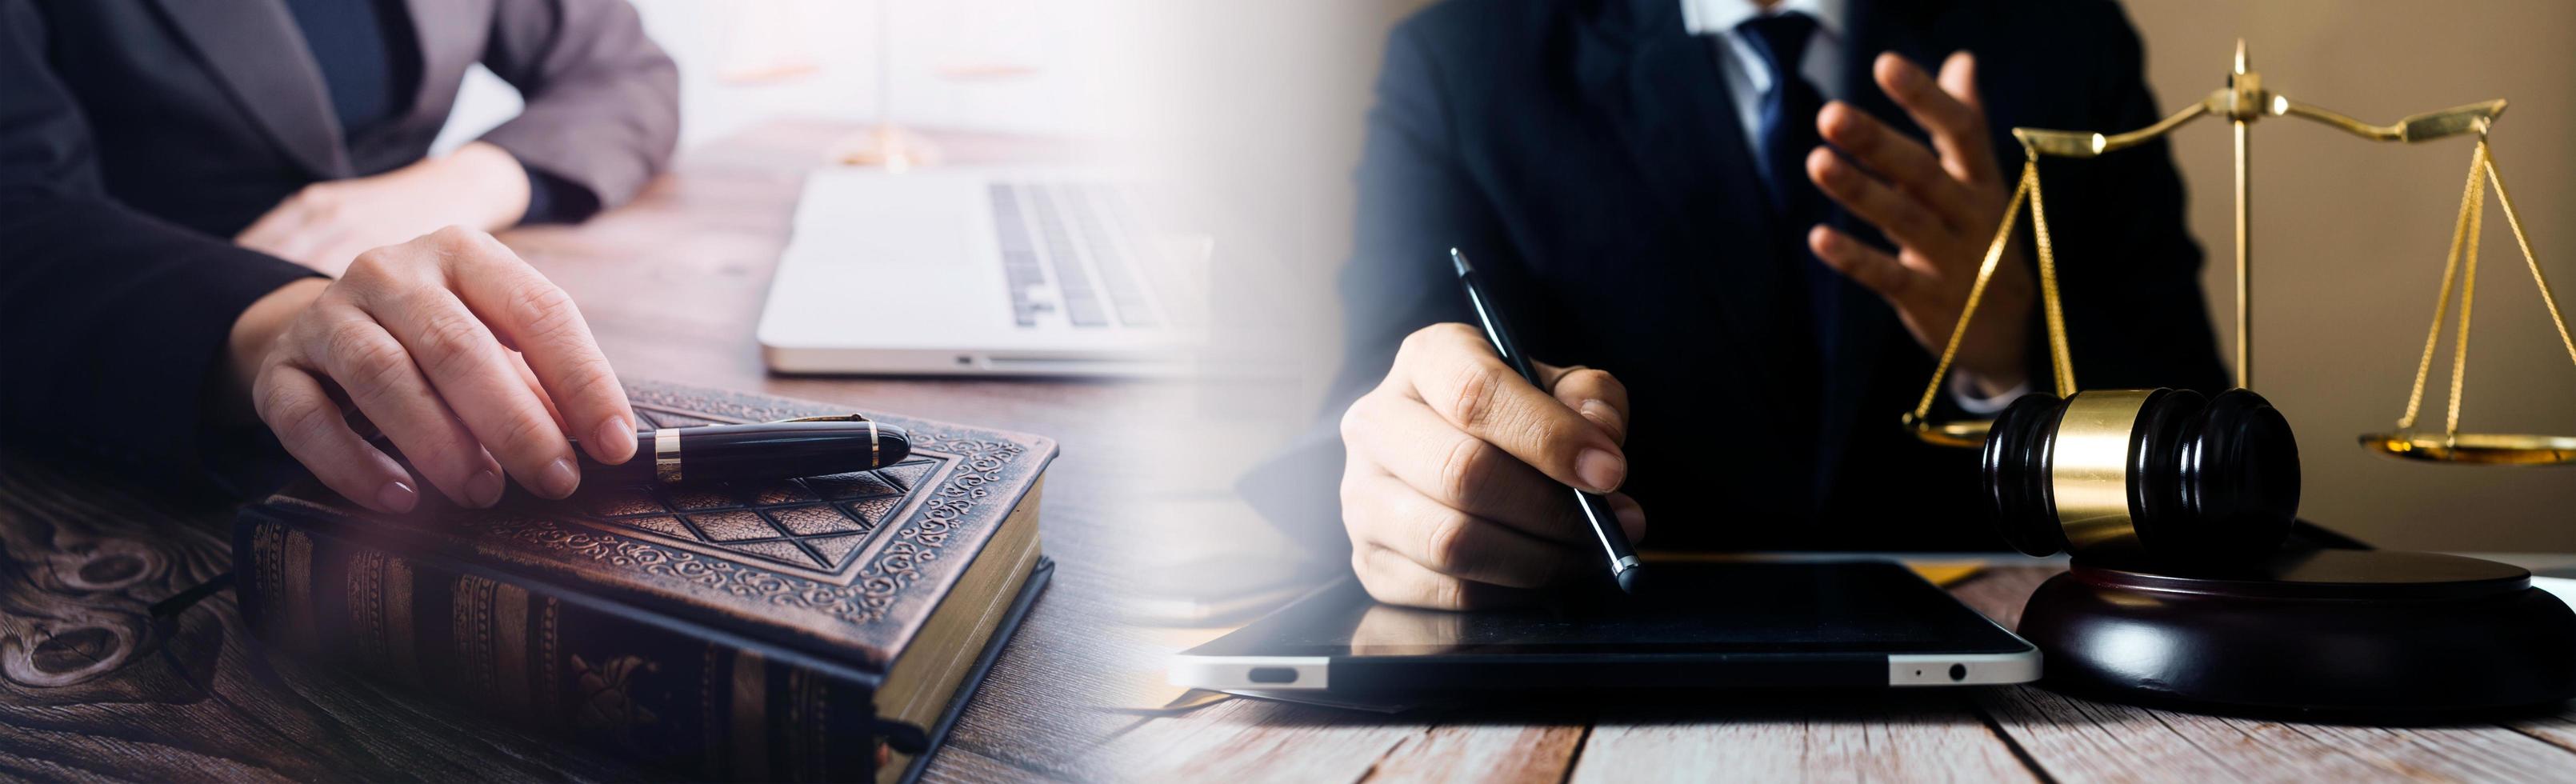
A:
1186,561,2030,658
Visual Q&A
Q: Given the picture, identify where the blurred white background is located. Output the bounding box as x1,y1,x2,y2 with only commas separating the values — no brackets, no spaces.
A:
432,0,1158,154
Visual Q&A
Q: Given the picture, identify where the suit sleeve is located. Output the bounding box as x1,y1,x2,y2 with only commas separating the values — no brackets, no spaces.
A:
475,0,680,220
0,0,319,492
1234,19,1512,561
2048,4,2231,396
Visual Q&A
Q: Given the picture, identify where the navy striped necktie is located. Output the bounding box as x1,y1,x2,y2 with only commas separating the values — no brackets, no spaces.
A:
1738,10,1838,478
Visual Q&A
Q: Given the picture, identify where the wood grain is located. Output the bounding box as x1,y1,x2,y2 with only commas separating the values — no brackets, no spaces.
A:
1957,566,2576,784
2517,706,2576,754
0,453,649,782
914,745,1078,784
1570,695,2037,784
1362,722,1584,784
1101,698,1430,782
1984,685,2576,783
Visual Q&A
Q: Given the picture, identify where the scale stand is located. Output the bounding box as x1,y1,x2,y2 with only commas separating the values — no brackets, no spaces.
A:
834,0,942,171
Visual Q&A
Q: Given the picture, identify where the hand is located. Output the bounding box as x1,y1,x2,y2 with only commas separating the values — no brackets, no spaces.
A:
1806,51,2033,396
224,227,637,513
237,142,533,277
1338,323,1646,610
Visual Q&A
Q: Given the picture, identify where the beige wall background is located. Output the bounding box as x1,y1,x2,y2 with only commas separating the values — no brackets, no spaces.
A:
2123,2,2576,550
1186,0,2576,552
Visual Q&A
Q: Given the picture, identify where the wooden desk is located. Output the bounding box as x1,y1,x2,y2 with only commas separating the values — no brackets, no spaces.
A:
9,118,2575,782
1103,565,2576,782
0,120,1139,782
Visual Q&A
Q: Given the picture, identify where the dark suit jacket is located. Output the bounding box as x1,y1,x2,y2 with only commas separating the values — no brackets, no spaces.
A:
0,0,677,495
1250,0,2227,555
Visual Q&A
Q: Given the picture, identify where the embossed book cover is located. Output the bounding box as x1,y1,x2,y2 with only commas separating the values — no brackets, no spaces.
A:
231,381,1056,782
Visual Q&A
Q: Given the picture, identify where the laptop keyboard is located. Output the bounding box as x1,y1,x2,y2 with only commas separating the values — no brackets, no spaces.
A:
990,182,1163,329
988,183,1051,327
1073,184,1158,327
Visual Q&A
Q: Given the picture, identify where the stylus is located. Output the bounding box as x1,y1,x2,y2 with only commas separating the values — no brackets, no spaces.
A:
1450,248,1643,594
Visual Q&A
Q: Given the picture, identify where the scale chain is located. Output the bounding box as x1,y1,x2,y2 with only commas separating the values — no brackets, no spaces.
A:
1910,161,2030,423
1910,158,2077,426
2028,155,2077,396
2479,142,2576,374
2394,138,2576,442
2446,143,2484,439
2395,143,2482,434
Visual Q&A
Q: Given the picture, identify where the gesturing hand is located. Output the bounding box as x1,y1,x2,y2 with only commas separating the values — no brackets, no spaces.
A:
1806,51,2034,397
1338,323,1646,610
225,227,637,513
237,142,533,277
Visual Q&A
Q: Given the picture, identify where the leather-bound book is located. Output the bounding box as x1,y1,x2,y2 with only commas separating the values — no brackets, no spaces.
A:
232,381,1054,782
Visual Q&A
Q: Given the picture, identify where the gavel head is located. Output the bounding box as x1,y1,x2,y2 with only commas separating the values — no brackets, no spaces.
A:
1982,388,2301,563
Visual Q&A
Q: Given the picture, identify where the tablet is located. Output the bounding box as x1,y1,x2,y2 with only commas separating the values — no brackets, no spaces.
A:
1170,560,2038,694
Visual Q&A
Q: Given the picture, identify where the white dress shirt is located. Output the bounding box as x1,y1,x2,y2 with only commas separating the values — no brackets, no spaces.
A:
1682,0,2026,414
1681,0,1848,183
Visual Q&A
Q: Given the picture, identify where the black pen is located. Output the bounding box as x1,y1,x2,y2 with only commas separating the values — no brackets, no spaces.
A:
570,416,912,485
1451,248,1643,594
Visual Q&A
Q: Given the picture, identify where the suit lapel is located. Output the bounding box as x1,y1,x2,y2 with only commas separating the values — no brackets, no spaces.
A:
395,0,480,134
1576,3,1798,412
153,0,351,178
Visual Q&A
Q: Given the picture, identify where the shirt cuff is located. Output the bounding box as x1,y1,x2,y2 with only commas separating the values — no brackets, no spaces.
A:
514,159,602,225
1950,372,2032,416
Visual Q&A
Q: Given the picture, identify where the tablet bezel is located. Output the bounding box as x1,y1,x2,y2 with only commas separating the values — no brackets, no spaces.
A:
1169,560,2041,694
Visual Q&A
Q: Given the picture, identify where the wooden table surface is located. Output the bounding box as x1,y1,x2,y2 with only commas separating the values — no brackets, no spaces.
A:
1100,565,2576,783
8,119,2576,783
0,119,1154,782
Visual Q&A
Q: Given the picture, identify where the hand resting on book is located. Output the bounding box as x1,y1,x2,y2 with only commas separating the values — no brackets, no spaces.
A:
222,226,641,513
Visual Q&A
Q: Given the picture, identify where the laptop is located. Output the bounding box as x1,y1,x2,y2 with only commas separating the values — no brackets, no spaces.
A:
756,166,1203,376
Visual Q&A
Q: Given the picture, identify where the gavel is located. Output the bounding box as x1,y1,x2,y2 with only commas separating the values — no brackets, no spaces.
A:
1981,387,2302,564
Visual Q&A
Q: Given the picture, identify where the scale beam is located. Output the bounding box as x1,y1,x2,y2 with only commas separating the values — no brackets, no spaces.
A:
1906,41,2570,466
2013,97,2506,159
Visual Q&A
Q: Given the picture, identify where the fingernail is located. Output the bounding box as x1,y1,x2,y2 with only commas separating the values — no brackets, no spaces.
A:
468,469,505,508
1576,448,1626,494
594,416,632,462
1614,502,1648,543
378,480,418,514
1578,399,1622,436
540,457,580,499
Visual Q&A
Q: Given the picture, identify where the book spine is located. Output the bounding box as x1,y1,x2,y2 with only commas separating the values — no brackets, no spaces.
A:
233,512,888,782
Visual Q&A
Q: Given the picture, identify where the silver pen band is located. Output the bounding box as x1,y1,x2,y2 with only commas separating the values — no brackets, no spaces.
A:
654,427,682,483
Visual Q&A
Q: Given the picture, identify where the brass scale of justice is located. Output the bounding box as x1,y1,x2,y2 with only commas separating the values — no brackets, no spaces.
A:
1899,41,2576,466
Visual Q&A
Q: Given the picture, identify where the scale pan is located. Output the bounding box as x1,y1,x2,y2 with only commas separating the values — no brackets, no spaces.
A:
1909,418,1993,448
2357,433,2576,465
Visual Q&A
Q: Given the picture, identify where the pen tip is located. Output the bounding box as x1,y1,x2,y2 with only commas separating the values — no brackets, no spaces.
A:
1450,247,1471,276
1615,566,1644,595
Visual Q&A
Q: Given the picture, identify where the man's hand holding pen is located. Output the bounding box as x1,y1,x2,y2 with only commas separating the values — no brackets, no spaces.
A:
1339,323,1646,610
1334,53,2046,609
223,226,639,514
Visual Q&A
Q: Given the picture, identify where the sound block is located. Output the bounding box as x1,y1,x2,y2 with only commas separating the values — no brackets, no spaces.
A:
2018,549,2576,716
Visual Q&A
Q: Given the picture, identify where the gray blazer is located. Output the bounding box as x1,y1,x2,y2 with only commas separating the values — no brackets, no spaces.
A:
18,0,679,236
0,0,678,493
